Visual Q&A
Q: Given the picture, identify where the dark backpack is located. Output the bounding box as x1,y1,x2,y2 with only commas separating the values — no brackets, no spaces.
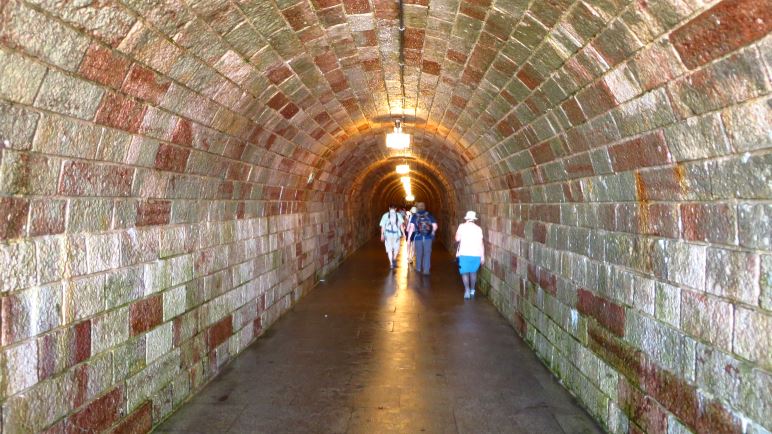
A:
415,212,433,236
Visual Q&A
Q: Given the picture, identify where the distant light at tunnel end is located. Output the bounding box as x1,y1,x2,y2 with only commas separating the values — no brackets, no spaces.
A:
405,194,415,202
395,164,410,174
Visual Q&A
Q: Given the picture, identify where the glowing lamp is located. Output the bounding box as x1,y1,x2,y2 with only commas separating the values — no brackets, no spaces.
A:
405,194,415,202
395,164,410,174
385,120,411,149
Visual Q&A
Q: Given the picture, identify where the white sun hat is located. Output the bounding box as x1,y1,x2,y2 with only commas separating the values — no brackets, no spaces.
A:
464,211,478,221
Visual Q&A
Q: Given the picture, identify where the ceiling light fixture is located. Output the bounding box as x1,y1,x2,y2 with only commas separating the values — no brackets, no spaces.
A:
405,194,415,202
395,164,410,174
386,119,411,149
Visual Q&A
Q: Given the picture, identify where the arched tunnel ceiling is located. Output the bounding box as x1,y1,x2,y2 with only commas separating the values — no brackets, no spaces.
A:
9,0,687,187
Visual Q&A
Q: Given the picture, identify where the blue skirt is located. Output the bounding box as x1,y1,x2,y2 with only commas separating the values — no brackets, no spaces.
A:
458,256,481,274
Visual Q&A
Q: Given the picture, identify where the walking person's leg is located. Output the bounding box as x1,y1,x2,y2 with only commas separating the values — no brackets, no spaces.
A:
422,239,432,274
462,273,471,299
469,272,477,297
414,238,424,272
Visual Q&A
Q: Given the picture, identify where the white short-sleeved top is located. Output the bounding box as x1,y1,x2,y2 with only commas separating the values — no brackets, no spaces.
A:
456,222,483,257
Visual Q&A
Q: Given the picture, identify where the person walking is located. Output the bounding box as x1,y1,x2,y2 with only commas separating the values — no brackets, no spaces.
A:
406,206,416,264
408,202,438,275
455,211,484,299
379,205,404,269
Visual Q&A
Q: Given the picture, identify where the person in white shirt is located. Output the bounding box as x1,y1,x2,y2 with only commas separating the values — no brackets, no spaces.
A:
379,205,404,269
455,211,484,299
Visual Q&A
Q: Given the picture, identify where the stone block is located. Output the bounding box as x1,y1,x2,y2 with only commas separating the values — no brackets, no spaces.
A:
104,266,145,310
721,97,772,152
92,307,130,356
738,203,772,250
665,241,706,290
612,88,676,137
78,43,132,89
680,203,737,245
2,339,38,396
668,48,767,116
146,321,173,363
67,199,113,233
120,228,159,267
664,112,732,161
733,307,771,369
0,49,47,105
66,274,104,322
29,199,66,237
37,320,91,380
0,150,61,196
130,295,163,336
0,100,40,151
59,160,134,197
712,153,772,200
94,92,147,134
681,290,733,351
86,232,121,274
0,241,37,293
1,283,62,345
66,387,124,433
34,70,105,120
31,114,102,159
670,0,772,69
706,248,760,305
163,286,187,322
0,0,88,70
0,197,29,241
2,369,76,432
608,130,671,172
654,282,680,328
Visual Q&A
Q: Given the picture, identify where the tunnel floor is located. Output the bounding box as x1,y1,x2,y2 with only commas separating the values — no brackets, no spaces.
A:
155,239,603,434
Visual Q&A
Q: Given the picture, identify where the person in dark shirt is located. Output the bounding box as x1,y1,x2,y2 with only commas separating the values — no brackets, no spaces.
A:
407,202,438,275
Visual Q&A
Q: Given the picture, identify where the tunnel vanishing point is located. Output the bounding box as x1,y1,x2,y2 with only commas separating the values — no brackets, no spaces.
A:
0,0,770,432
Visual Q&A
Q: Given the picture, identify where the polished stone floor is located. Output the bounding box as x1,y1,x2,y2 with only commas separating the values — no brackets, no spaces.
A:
156,239,602,433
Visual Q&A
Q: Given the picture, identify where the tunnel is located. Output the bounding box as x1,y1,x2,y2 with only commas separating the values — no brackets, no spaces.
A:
0,0,770,432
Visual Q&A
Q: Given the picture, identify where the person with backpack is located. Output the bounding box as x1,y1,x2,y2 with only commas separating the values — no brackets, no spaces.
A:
379,205,404,269
407,202,438,275
455,211,484,299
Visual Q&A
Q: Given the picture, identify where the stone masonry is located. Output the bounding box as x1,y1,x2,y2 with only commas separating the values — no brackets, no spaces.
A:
0,0,770,433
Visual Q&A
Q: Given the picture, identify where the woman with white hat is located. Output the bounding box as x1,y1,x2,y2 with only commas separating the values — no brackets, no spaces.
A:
455,211,484,299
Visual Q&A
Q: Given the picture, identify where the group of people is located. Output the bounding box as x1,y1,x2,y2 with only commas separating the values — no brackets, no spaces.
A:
379,203,484,300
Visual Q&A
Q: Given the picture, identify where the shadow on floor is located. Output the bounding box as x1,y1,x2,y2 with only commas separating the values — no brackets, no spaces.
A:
156,239,603,434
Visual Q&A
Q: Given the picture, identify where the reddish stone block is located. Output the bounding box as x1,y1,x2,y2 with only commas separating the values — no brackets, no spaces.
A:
170,118,192,147
671,0,772,70
67,387,124,434
253,317,263,336
618,379,668,434
609,131,671,172
326,69,348,93
109,402,152,434
447,49,467,64
312,0,342,8
451,95,467,109
516,64,542,90
403,28,425,50
79,43,131,89
461,67,483,86
459,2,486,20
680,203,736,244
135,200,171,227
280,102,300,119
564,153,594,178
587,322,648,383
59,161,134,197
577,289,626,337
130,295,163,335
372,0,397,19
362,58,380,72
94,92,146,133
561,97,586,125
343,0,370,13
266,64,293,85
635,166,688,202
28,199,65,237
267,92,289,111
74,320,91,363
530,141,555,165
314,52,338,73
282,3,314,31
532,222,547,244
207,315,233,351
0,197,29,240
122,64,170,105
154,143,190,173
577,80,617,119
421,60,441,75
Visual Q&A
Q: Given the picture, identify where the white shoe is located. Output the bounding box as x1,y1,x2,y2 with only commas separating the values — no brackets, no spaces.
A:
470,290,475,298
463,290,470,299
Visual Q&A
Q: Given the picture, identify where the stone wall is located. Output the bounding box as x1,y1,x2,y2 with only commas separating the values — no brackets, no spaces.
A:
0,0,770,433
0,1,352,432
468,1,772,433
